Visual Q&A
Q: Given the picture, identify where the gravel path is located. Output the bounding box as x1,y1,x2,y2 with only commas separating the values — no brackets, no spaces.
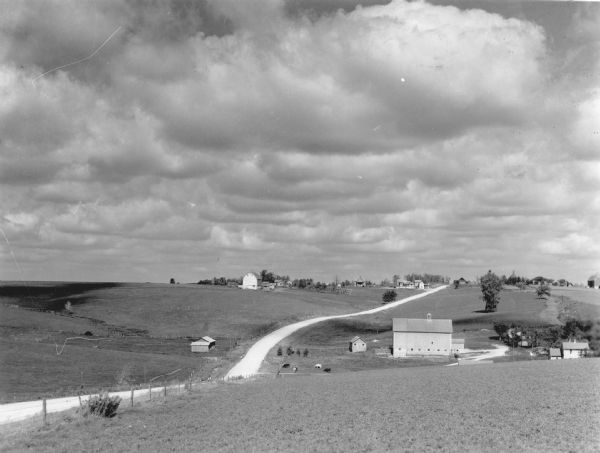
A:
225,286,448,380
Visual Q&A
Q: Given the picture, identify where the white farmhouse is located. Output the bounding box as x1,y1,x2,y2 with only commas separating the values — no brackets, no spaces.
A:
393,314,452,357
241,272,259,290
561,339,589,359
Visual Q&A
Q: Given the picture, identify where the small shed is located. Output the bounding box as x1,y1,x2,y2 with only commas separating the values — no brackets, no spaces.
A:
191,336,216,353
588,273,600,289
451,338,465,354
548,348,562,360
349,336,367,352
561,340,589,359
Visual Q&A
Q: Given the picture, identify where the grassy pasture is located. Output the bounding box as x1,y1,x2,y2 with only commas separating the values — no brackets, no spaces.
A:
0,281,417,402
2,359,598,452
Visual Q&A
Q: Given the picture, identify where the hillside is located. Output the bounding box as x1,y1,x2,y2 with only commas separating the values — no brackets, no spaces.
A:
0,282,417,402
2,359,599,452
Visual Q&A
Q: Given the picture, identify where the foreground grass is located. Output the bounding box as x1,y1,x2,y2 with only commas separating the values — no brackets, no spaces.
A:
2,359,599,452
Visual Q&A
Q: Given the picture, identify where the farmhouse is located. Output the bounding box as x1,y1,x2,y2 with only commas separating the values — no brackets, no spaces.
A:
393,314,453,357
241,272,259,290
451,338,465,354
548,348,562,360
349,336,367,352
191,336,216,353
588,273,600,289
561,339,589,359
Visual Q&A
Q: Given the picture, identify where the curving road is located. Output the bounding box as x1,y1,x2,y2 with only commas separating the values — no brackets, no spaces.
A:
225,285,448,380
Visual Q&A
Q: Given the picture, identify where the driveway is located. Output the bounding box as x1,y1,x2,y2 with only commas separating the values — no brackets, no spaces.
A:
225,286,448,379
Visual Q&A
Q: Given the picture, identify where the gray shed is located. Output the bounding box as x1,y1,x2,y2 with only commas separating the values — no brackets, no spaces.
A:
191,336,216,353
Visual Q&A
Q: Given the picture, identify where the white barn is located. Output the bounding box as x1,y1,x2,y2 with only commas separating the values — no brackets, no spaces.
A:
393,314,453,357
349,336,367,352
241,272,258,290
191,336,216,353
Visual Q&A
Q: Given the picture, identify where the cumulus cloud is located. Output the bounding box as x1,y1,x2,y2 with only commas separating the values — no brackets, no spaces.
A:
0,0,598,283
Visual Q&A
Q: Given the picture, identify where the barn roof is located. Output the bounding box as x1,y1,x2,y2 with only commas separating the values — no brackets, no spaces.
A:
350,336,364,343
561,341,589,350
549,348,562,357
393,318,452,334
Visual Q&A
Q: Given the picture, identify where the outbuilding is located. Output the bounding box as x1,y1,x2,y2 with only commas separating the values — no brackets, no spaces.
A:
393,314,453,357
241,272,259,290
191,336,216,353
561,339,589,359
548,348,562,360
588,273,600,289
349,336,367,352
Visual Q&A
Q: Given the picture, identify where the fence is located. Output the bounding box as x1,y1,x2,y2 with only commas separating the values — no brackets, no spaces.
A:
0,371,210,425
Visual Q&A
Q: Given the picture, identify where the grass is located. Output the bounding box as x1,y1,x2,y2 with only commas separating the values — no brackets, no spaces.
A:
0,281,417,402
2,358,599,452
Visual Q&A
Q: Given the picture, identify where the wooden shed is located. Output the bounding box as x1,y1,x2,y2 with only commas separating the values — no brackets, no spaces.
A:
349,336,367,352
191,336,216,353
548,348,562,360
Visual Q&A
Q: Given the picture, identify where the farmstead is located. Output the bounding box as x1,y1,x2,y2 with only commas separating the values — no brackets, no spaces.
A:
393,314,453,357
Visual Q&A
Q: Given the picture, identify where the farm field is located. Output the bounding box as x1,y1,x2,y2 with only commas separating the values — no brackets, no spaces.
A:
0,281,420,402
261,285,596,375
2,358,599,452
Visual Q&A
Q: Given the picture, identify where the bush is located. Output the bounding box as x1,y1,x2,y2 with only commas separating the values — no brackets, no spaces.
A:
286,346,294,356
537,284,551,299
83,393,121,418
303,348,309,357
276,346,282,356
382,290,397,304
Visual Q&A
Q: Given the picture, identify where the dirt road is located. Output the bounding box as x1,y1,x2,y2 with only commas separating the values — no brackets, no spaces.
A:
225,286,448,380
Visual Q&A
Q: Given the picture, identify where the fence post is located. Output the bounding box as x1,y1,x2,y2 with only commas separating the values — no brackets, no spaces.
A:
163,381,167,398
148,383,151,401
130,387,134,407
78,394,82,408
42,398,47,425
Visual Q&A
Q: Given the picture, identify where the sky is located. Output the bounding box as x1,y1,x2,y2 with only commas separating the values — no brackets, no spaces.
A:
0,0,599,284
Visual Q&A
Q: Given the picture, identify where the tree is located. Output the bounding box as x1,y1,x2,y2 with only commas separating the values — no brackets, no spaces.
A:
382,290,397,304
480,270,502,312
276,346,282,356
537,284,551,299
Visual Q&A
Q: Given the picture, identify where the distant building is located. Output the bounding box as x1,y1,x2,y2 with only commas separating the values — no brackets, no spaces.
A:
191,336,216,353
241,273,259,290
349,336,367,352
414,280,425,290
451,338,465,354
548,348,562,360
393,314,453,357
561,339,589,359
588,273,600,289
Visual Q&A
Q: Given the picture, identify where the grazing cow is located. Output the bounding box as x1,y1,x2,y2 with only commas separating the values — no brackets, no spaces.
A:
314,363,322,369
323,368,331,373
281,363,290,368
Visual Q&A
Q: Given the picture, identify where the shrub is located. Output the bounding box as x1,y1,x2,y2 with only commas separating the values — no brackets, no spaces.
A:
382,290,397,304
286,346,294,356
83,393,121,418
537,284,551,299
296,349,301,356
276,346,282,356
303,348,309,357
